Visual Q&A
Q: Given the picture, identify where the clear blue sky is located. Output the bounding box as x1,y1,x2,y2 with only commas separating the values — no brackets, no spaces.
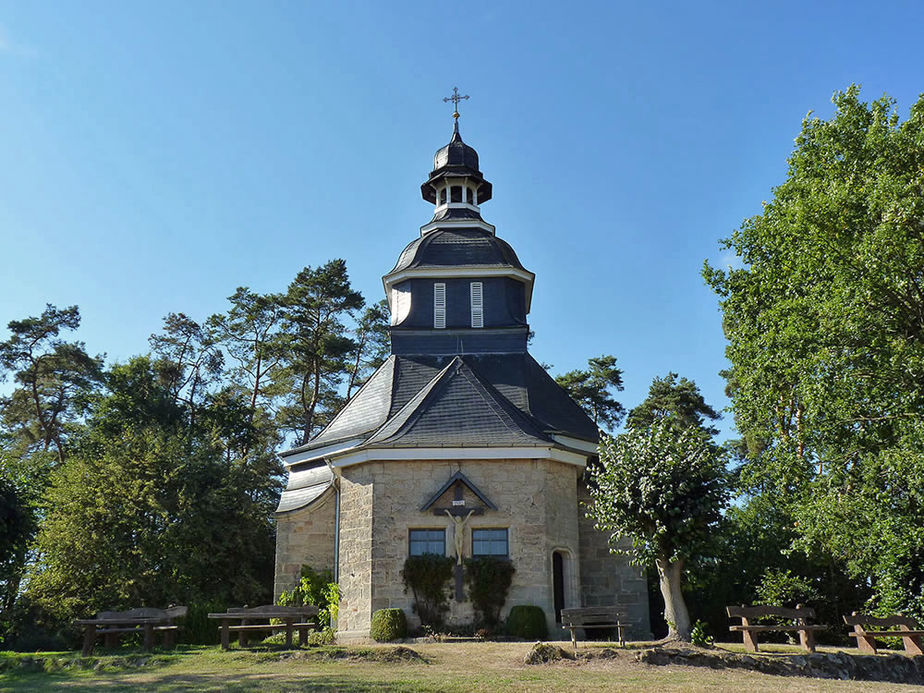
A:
2,1,923,442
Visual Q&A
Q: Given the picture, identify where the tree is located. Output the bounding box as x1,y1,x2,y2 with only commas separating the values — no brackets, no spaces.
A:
345,299,391,399
703,86,924,616
207,287,287,421
587,422,728,641
0,305,103,462
555,355,625,431
278,260,364,444
626,372,720,435
27,357,276,621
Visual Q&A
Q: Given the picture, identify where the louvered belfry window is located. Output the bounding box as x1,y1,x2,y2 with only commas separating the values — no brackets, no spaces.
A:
470,282,484,328
434,282,446,328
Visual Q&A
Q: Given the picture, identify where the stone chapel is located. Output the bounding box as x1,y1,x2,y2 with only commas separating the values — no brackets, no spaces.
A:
273,107,650,639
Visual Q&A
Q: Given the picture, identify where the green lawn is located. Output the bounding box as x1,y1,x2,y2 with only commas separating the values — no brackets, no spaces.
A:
0,641,916,692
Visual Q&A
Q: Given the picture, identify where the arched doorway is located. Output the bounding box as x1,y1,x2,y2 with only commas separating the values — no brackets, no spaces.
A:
552,549,571,623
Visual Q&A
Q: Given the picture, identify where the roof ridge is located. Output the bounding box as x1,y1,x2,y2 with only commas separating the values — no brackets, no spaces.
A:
366,357,462,443
457,358,550,440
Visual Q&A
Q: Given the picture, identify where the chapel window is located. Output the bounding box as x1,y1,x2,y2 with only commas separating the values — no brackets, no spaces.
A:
472,528,508,557
433,283,446,329
450,186,463,203
470,282,484,328
439,187,448,204
409,528,445,556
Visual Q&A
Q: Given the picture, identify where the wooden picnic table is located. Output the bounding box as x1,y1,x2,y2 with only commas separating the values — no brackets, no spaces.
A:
75,606,187,656
208,605,319,650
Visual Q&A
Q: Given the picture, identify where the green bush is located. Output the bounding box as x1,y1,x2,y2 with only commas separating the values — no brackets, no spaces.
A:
505,605,547,639
277,565,339,630
370,608,408,642
181,601,226,645
402,554,455,628
464,556,515,628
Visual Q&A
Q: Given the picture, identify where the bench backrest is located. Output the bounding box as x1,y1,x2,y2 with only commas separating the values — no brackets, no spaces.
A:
95,605,187,621
843,612,921,630
226,604,319,616
97,607,167,620
726,605,816,621
560,606,626,626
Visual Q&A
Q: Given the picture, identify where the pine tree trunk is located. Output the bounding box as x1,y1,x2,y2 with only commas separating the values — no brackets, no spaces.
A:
656,558,691,641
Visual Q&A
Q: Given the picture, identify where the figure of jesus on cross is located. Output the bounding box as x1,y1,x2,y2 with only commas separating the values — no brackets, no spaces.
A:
445,509,474,565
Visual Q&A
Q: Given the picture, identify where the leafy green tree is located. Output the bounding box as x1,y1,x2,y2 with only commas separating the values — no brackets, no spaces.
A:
27,358,275,621
207,287,287,421
626,372,720,435
149,313,224,427
0,305,103,462
555,355,625,431
278,260,364,444
588,422,728,641
704,86,924,616
345,299,391,399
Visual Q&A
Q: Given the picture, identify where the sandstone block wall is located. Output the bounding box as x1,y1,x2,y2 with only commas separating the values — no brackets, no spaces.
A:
577,480,651,639
338,458,583,637
273,488,336,599
336,466,374,634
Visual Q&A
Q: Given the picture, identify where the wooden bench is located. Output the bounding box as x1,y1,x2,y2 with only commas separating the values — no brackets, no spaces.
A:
844,612,924,655
726,604,825,653
561,606,628,649
76,606,187,656
208,605,319,649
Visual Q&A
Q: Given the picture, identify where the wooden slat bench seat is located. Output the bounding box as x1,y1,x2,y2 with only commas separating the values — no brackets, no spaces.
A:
560,606,628,650
76,606,187,655
726,604,825,653
844,612,924,655
208,605,319,650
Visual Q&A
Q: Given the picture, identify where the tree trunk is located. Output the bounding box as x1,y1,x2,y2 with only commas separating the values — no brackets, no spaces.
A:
656,557,691,641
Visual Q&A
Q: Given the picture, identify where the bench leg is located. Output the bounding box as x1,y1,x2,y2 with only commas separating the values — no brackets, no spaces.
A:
162,629,176,649
742,630,759,652
617,623,625,647
570,627,577,650
82,625,96,657
143,624,155,650
855,634,877,655
104,632,119,649
238,630,248,647
298,626,309,647
285,622,293,649
901,634,923,656
799,628,816,653
221,623,230,650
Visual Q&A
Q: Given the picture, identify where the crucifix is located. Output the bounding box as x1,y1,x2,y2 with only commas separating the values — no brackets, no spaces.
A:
443,86,469,120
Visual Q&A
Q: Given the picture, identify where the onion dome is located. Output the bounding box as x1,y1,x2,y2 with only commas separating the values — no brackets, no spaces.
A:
420,121,493,205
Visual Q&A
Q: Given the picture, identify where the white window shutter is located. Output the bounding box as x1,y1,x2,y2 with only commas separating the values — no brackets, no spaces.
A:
434,283,446,329
470,282,484,328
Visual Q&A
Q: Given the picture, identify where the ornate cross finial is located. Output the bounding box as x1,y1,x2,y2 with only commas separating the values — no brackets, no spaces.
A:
443,87,469,120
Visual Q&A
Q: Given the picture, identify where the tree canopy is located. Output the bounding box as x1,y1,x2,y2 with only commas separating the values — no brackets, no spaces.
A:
704,86,924,619
554,354,625,431
588,420,728,640
0,258,391,646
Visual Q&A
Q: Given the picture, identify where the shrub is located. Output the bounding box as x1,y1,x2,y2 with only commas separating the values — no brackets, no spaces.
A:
181,601,226,644
505,605,547,639
464,556,515,628
370,608,408,642
401,554,455,629
690,619,714,647
277,565,339,630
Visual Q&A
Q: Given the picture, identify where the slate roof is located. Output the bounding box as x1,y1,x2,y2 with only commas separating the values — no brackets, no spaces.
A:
389,228,526,274
281,352,598,463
